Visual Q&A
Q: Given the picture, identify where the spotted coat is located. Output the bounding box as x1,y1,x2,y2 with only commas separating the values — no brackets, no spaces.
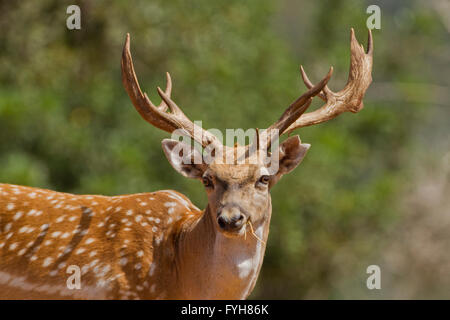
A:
0,183,201,299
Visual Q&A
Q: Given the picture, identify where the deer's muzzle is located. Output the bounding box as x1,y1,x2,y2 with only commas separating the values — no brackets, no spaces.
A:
217,205,246,233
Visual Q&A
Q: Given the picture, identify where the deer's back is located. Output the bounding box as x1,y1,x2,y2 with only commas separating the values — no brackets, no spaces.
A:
0,183,202,299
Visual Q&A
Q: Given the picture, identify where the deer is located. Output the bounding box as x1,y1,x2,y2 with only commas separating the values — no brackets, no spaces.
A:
0,28,373,299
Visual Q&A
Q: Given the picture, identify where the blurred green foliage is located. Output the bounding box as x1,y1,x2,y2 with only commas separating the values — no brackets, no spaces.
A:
0,0,448,298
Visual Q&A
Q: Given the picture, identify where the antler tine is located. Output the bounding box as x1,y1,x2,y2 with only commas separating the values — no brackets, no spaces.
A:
154,72,172,112
141,72,172,112
285,28,373,134
258,68,332,150
268,67,332,133
300,65,328,101
156,86,184,116
121,33,220,148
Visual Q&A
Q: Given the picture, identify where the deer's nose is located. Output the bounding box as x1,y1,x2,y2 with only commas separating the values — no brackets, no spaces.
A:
217,206,246,232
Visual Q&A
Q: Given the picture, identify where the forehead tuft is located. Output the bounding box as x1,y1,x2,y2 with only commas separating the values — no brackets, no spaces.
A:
206,145,266,182
209,163,261,182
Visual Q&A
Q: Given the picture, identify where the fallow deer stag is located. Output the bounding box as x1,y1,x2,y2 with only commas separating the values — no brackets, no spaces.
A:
0,29,373,299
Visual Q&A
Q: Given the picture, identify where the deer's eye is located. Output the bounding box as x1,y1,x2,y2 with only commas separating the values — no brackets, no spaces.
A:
202,176,213,188
258,175,270,185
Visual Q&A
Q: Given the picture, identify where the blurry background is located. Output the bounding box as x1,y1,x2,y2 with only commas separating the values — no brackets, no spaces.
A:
0,0,448,298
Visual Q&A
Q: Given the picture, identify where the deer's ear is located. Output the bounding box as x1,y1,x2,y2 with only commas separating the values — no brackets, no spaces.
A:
272,136,310,183
162,139,207,179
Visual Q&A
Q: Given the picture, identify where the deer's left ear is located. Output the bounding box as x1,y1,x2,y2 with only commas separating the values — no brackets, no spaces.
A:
271,136,310,185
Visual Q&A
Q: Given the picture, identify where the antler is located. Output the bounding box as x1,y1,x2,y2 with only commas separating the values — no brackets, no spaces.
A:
284,28,373,134
258,67,333,150
121,33,220,148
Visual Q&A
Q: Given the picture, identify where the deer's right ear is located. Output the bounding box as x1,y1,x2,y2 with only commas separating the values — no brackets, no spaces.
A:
162,139,207,179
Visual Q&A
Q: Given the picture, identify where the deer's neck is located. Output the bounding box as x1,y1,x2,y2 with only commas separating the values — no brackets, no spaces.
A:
174,203,271,299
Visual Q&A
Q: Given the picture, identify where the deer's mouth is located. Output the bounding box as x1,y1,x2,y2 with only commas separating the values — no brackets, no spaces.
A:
216,213,248,238
218,223,247,238
216,204,248,237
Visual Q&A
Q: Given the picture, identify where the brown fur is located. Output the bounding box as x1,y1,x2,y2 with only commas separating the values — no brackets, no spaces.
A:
0,184,201,299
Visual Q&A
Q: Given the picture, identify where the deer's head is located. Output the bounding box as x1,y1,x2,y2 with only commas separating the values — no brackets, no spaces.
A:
121,29,373,237
159,136,310,237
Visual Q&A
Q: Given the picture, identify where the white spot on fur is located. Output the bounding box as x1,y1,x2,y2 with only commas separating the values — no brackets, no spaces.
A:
164,202,177,207
43,257,53,267
149,263,156,276
51,231,61,238
13,211,23,221
120,258,128,266
61,232,70,239
4,223,12,233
